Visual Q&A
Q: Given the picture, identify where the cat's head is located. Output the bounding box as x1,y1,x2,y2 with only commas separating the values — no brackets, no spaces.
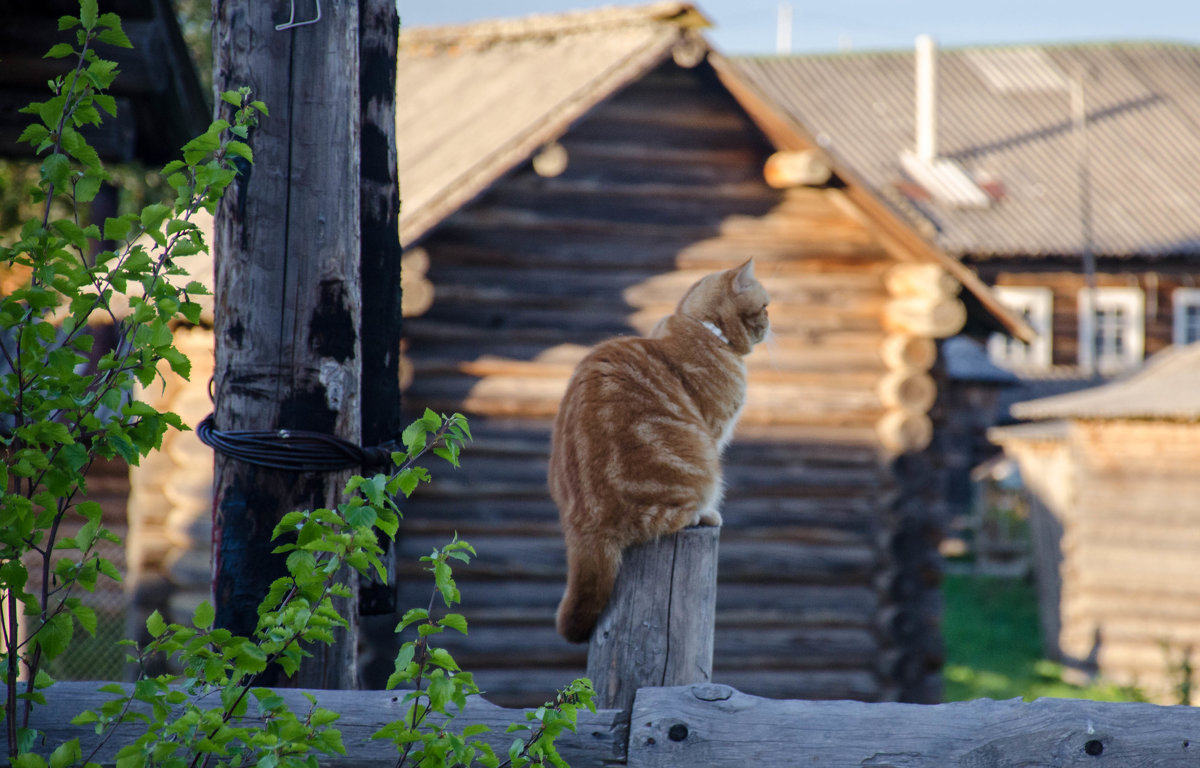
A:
678,260,770,355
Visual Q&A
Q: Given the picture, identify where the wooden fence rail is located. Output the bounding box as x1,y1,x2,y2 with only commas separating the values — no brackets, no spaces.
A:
8,681,1200,766
9,531,1200,765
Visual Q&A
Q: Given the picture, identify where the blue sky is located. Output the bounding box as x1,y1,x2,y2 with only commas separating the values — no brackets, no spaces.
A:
397,0,1200,55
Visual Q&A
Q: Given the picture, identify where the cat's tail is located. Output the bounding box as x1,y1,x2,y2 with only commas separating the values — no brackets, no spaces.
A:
556,539,621,644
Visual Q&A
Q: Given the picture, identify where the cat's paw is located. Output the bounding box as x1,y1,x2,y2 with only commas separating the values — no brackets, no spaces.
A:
695,509,723,527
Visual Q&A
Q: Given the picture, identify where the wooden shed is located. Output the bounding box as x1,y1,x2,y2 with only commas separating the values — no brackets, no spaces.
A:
991,344,1200,703
393,3,1026,706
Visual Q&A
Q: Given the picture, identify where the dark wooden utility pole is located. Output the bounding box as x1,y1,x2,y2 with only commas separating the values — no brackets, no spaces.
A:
211,0,397,689
357,0,404,686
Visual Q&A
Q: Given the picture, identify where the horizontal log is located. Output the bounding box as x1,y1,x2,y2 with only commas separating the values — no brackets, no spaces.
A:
880,332,938,370
396,536,877,586
883,262,960,298
627,684,1200,765
763,149,833,188
882,295,967,338
394,582,878,630
17,683,1199,766
876,409,934,454
876,368,937,412
3,682,625,768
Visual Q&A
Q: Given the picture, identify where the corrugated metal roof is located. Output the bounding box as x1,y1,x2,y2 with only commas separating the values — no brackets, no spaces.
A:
397,2,708,245
728,43,1200,258
1010,342,1200,420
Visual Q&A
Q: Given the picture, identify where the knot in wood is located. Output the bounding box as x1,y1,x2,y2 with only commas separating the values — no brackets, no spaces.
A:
1084,739,1104,756
690,683,733,702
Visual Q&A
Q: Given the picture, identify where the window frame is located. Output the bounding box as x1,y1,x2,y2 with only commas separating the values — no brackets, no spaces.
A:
1077,286,1144,374
987,286,1053,370
1172,288,1200,346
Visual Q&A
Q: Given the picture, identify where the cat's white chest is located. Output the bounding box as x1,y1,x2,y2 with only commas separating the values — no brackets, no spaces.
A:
716,363,747,452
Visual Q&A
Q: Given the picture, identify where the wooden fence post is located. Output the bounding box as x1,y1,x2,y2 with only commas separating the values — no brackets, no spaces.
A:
587,526,719,713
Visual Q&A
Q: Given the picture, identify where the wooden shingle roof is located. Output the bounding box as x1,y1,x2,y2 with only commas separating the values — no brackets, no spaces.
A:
396,2,709,246
728,43,1200,259
1011,342,1200,420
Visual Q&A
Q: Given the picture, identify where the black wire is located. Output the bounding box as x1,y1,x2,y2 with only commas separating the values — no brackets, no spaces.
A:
196,413,397,472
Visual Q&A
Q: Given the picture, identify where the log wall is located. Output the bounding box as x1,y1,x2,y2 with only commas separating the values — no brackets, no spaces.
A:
400,59,948,705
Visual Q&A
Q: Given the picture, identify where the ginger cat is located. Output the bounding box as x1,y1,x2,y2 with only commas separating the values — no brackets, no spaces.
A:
548,260,770,643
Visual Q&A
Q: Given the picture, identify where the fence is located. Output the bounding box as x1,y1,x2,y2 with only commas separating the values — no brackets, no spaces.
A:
6,528,1200,765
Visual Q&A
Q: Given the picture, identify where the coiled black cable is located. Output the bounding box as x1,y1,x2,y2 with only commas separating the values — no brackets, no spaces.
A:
196,413,397,472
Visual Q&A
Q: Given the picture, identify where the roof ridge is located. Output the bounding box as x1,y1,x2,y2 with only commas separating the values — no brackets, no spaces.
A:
400,2,707,50
731,39,1200,62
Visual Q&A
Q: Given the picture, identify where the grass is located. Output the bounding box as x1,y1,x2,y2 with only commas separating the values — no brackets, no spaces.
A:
941,573,1145,702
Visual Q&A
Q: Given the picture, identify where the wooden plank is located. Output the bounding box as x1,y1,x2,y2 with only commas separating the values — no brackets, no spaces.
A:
2,682,626,768
626,684,1200,766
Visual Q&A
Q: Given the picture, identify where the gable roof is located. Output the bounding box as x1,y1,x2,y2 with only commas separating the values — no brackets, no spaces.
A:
1011,342,1200,421
396,2,709,246
727,43,1200,259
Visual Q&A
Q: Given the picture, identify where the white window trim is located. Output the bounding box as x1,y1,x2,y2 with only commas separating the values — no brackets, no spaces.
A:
1077,287,1144,374
1172,288,1200,346
988,286,1053,370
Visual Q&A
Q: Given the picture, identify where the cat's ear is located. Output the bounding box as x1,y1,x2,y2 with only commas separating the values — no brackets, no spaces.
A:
733,259,757,293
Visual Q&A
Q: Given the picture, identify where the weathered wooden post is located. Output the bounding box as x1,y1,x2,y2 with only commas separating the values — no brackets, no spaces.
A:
586,526,719,713
211,0,375,689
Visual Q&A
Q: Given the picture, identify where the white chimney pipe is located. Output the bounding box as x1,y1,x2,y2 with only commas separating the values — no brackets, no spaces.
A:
776,2,793,55
915,34,937,161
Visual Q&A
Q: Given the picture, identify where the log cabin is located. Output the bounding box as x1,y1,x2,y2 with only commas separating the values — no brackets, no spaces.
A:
990,343,1200,703
726,41,1200,379
723,42,1200,550
391,2,1029,705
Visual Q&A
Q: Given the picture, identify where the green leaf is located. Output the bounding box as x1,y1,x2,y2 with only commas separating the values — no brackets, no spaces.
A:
395,608,428,632
146,609,166,638
35,611,74,659
226,140,253,163
12,754,47,768
193,600,215,629
97,22,132,49
42,153,71,190
69,601,97,636
80,0,98,29
48,738,82,768
45,43,75,59
94,92,117,117
74,172,102,203
140,202,171,232
439,613,468,635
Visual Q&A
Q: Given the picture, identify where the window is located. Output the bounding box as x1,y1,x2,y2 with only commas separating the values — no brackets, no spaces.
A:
1173,288,1200,346
988,286,1052,370
1077,287,1144,374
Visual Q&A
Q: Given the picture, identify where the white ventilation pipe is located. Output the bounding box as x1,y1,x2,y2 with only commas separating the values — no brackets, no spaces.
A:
915,34,937,161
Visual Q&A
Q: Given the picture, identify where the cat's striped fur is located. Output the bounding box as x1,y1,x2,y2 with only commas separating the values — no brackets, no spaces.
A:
549,260,770,643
